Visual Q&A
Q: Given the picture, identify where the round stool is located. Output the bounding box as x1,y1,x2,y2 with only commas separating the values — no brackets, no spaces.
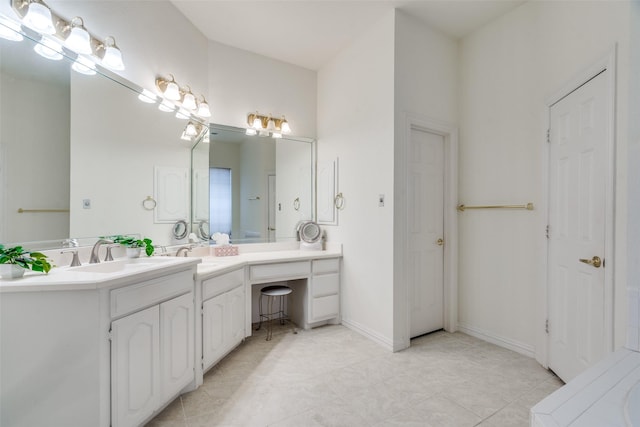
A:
256,285,293,341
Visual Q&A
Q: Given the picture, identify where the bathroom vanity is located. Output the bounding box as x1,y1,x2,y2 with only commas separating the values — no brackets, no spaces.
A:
0,243,342,427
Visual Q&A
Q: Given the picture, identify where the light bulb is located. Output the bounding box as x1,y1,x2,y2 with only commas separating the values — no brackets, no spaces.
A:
34,37,63,60
267,118,276,132
71,56,96,75
64,18,92,55
281,117,291,134
163,81,180,101
22,2,55,35
252,116,262,129
182,91,197,110
138,89,157,104
185,122,198,136
0,19,24,42
100,37,124,71
197,100,211,118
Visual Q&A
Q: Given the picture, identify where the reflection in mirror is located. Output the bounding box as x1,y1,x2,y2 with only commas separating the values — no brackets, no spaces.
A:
193,125,315,244
0,20,207,249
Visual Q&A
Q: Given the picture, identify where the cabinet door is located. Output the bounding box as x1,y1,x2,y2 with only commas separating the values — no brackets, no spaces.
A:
160,293,194,402
111,305,160,427
228,286,245,345
202,293,226,369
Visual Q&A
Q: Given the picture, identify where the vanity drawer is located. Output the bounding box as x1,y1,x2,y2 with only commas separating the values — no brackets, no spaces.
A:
312,258,340,275
311,273,339,297
110,270,192,318
250,261,310,282
202,269,244,300
311,294,339,321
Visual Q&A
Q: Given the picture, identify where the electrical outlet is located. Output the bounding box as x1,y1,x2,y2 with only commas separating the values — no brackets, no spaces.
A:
83,199,91,209
379,194,384,207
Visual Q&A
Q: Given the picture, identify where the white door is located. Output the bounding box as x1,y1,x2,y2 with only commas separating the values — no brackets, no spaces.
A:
111,305,160,427
202,293,226,369
548,70,610,382
408,128,445,338
160,293,194,402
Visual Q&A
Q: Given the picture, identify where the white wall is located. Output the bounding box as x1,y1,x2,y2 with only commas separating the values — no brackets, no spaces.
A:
208,40,317,137
459,1,631,357
317,11,396,348
392,11,459,348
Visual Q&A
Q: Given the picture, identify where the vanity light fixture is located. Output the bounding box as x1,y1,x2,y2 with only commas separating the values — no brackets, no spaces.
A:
63,17,92,55
196,96,212,118
185,121,198,137
20,0,55,34
246,112,292,138
71,55,97,75
181,86,197,111
0,17,24,41
99,36,125,71
156,74,181,101
180,121,205,142
12,0,126,70
33,36,62,60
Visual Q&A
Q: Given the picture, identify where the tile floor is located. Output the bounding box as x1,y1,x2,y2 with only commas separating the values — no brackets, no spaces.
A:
147,324,563,427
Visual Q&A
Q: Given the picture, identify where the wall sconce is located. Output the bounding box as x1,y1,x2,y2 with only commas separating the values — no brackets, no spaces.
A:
245,112,292,138
155,74,211,119
11,0,125,71
180,121,206,142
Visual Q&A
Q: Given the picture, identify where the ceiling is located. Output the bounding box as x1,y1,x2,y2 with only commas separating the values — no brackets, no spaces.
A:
171,0,527,70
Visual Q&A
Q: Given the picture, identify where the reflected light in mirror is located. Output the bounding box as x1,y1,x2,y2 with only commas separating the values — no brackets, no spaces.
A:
0,18,23,41
71,55,96,75
138,89,157,104
22,1,55,34
175,109,190,119
158,99,175,112
245,128,257,136
34,37,62,60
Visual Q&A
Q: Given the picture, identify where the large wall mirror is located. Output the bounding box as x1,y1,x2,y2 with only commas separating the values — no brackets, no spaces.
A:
191,125,315,244
0,21,206,249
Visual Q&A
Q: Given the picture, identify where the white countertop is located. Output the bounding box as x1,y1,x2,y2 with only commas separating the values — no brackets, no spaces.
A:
0,244,342,292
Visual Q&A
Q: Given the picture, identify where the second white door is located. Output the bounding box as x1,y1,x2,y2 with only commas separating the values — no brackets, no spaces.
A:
408,128,445,338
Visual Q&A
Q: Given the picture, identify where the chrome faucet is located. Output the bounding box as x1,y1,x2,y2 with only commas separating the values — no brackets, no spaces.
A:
175,246,192,257
61,249,82,267
104,244,120,262
89,239,113,264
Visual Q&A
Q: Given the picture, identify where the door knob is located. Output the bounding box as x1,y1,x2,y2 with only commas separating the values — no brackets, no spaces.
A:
579,256,602,268
436,238,444,246
268,227,276,231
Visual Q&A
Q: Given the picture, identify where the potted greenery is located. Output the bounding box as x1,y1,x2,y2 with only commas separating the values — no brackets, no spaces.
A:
0,244,52,279
111,235,154,258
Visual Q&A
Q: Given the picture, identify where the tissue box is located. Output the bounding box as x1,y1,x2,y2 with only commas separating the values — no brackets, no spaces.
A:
214,245,238,257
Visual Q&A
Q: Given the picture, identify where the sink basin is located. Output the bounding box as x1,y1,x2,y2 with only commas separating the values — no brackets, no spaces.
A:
69,257,169,274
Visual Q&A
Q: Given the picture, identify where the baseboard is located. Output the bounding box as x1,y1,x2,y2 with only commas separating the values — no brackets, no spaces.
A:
458,322,536,358
341,318,395,351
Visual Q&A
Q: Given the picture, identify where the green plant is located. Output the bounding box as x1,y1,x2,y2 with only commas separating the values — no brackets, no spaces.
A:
111,235,155,256
0,244,52,273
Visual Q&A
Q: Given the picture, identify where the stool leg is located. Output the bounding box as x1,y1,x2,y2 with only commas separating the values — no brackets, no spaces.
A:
279,295,285,325
266,295,274,341
256,293,264,331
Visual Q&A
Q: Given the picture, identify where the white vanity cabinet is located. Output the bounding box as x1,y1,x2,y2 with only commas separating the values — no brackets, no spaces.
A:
110,270,195,427
201,269,245,372
309,258,340,323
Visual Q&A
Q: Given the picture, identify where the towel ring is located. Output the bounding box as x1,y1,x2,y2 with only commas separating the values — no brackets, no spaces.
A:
293,197,300,211
334,192,345,210
142,196,157,210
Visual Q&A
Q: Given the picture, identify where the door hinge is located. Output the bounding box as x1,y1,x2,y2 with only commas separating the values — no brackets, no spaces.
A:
546,129,550,143
545,225,550,239
545,319,549,334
